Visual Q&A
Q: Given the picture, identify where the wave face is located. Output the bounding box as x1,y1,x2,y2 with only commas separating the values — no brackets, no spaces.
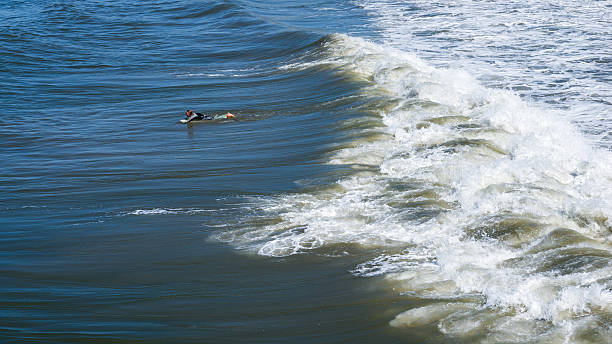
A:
219,31,612,344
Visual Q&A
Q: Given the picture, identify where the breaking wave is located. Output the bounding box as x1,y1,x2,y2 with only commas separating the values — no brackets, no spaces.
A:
215,34,612,342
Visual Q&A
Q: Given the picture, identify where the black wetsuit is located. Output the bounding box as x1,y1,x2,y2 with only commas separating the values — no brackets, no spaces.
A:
187,112,213,122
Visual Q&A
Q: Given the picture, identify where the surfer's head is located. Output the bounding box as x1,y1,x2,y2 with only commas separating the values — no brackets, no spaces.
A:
186,109,193,117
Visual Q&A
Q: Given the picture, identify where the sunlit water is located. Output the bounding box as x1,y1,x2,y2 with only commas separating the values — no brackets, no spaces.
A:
1,1,610,343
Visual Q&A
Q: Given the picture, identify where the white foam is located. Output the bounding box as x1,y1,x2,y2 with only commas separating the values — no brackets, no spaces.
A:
223,32,612,341
390,302,478,328
126,208,212,215
353,0,612,149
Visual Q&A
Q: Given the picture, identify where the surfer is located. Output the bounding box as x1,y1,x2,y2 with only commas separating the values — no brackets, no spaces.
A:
185,109,211,122
184,109,235,123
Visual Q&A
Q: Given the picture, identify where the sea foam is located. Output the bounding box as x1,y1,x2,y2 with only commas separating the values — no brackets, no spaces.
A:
224,33,612,342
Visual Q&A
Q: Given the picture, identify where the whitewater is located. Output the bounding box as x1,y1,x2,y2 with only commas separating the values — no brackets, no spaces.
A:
219,1,612,342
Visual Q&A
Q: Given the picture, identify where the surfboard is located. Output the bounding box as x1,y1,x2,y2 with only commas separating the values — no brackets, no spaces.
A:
180,114,202,123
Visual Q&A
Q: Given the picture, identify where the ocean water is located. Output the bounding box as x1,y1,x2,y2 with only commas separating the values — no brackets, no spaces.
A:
1,1,610,343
